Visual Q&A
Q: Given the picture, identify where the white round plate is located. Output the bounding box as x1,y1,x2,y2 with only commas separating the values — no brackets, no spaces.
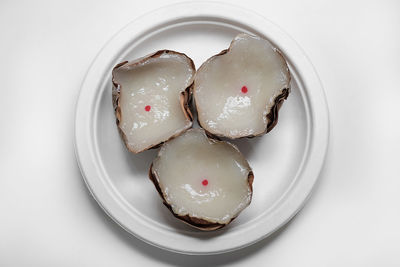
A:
75,2,329,255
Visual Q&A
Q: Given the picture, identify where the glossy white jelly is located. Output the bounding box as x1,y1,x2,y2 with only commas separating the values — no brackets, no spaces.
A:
194,33,290,138
152,129,252,224
113,52,194,152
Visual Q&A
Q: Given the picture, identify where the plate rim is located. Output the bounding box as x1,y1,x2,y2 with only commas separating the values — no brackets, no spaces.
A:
74,1,329,255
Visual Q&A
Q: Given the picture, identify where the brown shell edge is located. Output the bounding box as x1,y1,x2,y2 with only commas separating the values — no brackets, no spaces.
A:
148,133,254,231
193,36,291,140
111,50,195,153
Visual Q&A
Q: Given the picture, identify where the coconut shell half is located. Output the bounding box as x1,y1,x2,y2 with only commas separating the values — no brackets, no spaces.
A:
112,50,196,153
149,129,254,231
193,33,291,139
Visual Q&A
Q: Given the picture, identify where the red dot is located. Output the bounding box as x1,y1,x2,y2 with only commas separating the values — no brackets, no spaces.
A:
144,105,151,112
241,86,248,94
202,179,208,186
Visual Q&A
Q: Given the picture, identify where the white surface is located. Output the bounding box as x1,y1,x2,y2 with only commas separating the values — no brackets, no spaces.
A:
74,2,328,254
0,0,399,265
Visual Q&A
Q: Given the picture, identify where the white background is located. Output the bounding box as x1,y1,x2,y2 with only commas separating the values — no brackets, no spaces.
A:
1,0,399,266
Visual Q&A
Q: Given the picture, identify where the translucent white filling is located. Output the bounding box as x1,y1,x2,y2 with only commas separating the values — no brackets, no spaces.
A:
152,129,252,224
114,53,194,152
194,33,290,138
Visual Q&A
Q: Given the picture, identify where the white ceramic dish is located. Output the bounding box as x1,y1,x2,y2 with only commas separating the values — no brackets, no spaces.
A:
74,2,329,255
